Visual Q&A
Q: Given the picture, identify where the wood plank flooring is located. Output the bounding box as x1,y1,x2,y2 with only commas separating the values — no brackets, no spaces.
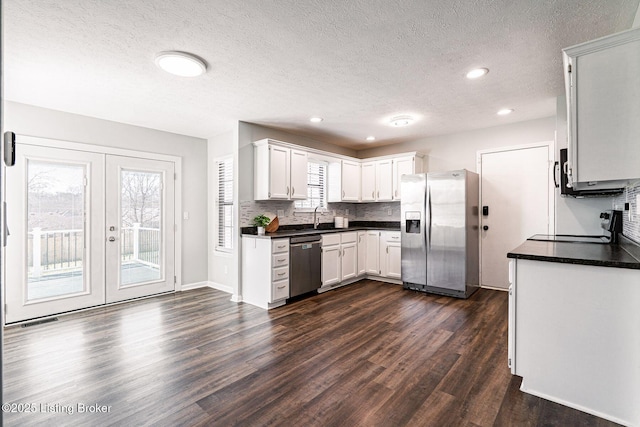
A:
2,280,620,426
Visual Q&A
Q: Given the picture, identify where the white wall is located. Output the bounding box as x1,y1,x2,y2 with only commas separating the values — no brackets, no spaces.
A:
357,117,556,171
5,101,209,285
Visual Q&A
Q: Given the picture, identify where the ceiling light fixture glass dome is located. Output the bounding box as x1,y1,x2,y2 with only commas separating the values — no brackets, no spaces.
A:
466,68,489,79
497,108,514,115
155,51,207,77
389,115,415,127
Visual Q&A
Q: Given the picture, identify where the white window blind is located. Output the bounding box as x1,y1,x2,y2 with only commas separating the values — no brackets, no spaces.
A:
295,160,326,209
217,157,233,251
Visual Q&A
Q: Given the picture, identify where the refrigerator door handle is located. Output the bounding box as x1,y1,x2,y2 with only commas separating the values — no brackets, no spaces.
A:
427,185,432,251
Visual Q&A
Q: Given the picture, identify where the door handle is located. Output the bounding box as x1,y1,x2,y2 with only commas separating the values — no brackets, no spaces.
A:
483,225,489,231
108,236,117,242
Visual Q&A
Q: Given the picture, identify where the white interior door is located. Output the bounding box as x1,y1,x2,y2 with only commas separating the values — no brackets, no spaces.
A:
478,143,553,289
5,145,106,323
105,155,175,303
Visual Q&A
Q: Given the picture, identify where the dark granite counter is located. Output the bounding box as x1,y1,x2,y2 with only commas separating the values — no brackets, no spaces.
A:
241,221,400,239
507,235,640,270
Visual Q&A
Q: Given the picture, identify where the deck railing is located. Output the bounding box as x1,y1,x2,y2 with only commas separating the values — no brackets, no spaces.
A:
28,224,161,278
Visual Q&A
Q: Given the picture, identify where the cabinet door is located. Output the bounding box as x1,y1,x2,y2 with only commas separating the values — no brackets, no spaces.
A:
376,160,393,201
393,156,414,200
365,231,380,275
341,160,361,201
322,245,341,286
269,146,290,199
386,242,402,279
357,232,366,276
361,162,376,201
289,149,308,200
341,243,357,281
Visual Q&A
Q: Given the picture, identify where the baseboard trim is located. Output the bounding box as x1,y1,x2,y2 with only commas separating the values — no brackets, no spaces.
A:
180,281,210,291
480,285,508,292
181,281,234,295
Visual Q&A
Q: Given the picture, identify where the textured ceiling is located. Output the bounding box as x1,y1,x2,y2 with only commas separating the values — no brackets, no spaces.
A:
4,0,639,149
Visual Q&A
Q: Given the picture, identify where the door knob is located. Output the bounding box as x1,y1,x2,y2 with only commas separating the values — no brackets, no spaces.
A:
108,236,116,242
483,225,489,231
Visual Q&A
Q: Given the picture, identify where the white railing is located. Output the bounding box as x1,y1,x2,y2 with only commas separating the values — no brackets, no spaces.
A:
29,224,161,278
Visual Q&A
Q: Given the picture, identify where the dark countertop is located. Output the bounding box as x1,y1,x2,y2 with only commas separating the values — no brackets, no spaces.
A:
507,235,640,270
241,221,400,239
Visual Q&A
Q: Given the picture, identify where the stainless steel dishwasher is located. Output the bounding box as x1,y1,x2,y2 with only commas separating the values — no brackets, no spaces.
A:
289,235,322,297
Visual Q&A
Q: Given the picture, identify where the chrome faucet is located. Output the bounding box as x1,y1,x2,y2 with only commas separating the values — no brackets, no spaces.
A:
314,206,320,229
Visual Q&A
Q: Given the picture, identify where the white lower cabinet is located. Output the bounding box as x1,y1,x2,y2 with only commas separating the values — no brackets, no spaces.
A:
322,232,357,286
241,236,290,309
380,231,401,279
357,231,366,276
365,231,381,275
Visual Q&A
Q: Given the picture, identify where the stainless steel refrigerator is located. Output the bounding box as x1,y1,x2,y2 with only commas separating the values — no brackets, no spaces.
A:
401,170,479,298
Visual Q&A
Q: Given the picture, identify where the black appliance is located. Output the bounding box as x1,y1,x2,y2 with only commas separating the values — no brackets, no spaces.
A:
558,149,624,197
289,235,321,297
529,210,623,244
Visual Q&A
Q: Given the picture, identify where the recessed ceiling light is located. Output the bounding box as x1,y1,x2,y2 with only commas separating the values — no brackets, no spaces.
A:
155,51,207,77
466,68,489,79
389,115,415,127
497,108,514,115
310,117,323,123
366,136,376,141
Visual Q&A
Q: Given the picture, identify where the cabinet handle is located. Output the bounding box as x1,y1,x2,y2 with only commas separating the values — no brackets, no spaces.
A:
377,191,380,198
342,190,345,198
386,246,389,254
291,186,295,195
277,258,286,262
277,245,286,249
277,285,286,289
395,190,398,198
277,272,286,276
372,191,375,198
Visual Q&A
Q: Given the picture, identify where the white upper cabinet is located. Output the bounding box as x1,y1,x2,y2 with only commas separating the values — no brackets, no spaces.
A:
376,160,394,201
393,156,422,200
254,140,308,200
289,149,308,200
341,160,361,201
563,27,640,190
361,162,377,202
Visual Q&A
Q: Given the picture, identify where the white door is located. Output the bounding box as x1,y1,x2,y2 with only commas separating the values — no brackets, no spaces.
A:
321,245,341,286
478,143,553,289
365,231,380,275
376,160,394,201
341,243,357,281
386,242,402,279
105,155,175,303
269,146,290,199
361,162,376,201
5,144,176,323
393,156,414,200
341,161,360,201
5,145,106,323
357,231,366,276
289,149,307,200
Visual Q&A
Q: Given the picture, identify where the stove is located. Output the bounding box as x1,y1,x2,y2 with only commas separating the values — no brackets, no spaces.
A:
528,210,623,244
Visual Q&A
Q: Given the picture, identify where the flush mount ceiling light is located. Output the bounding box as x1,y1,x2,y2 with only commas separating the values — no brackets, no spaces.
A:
389,115,415,127
155,51,207,77
497,108,514,116
466,68,489,79
366,136,376,141
309,117,323,123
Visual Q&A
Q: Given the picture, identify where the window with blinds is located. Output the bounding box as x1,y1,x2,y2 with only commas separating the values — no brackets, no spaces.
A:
216,157,233,252
295,160,327,209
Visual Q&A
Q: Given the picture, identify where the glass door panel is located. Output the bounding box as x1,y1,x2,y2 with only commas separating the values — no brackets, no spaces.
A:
27,161,86,300
105,155,175,304
120,169,163,286
5,144,105,324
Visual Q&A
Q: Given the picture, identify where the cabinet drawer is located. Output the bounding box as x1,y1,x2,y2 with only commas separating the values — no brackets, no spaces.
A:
272,279,289,301
384,232,401,242
322,233,341,247
340,232,357,244
272,252,289,268
272,266,289,281
272,239,289,254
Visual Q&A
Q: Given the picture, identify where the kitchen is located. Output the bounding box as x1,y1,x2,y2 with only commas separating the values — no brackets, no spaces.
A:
2,1,640,426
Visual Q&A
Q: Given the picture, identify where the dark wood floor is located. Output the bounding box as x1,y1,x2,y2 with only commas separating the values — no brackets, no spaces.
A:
3,281,620,426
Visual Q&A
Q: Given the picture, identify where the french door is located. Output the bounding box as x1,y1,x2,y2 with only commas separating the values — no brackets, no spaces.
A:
5,144,175,323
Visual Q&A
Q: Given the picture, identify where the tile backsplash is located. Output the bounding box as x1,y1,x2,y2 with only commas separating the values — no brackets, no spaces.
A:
239,200,400,227
614,182,640,243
